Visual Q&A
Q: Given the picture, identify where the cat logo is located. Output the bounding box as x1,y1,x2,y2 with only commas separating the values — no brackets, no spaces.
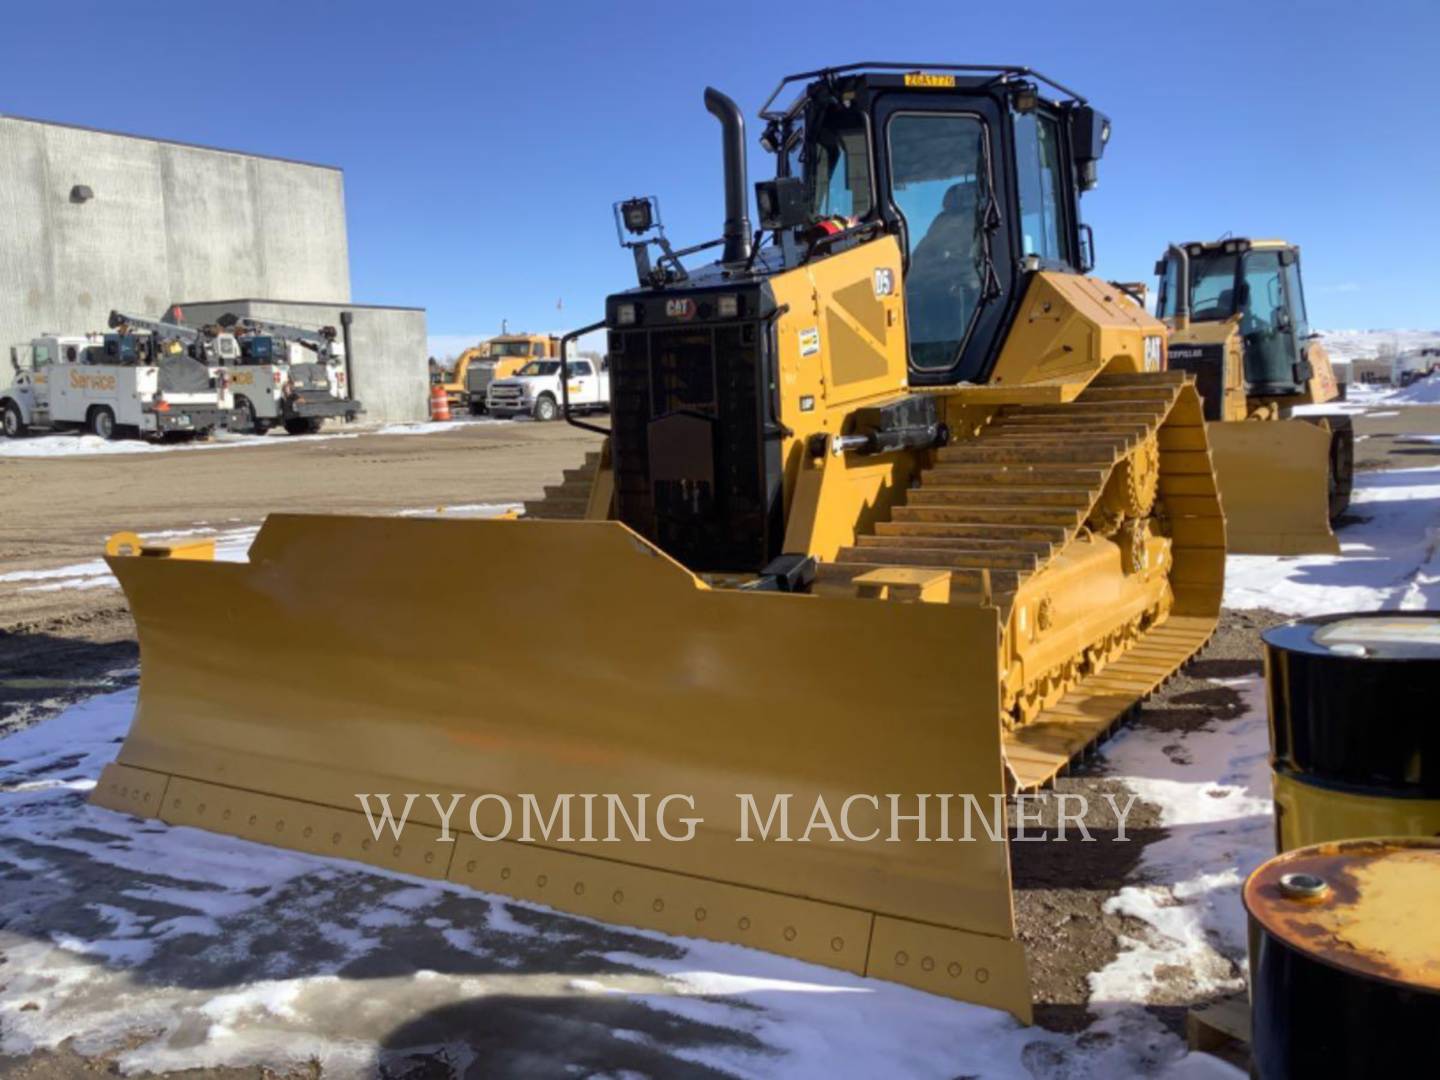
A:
873,267,895,297
665,298,696,321
1143,335,1164,372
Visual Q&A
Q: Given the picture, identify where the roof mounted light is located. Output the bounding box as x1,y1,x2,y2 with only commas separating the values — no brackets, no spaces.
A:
617,197,657,237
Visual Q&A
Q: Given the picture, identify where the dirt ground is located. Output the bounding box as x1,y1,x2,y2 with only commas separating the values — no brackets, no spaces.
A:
1,405,1436,1077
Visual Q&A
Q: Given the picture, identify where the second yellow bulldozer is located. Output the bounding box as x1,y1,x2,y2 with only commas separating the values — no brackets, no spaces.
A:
1156,238,1354,554
94,64,1225,1022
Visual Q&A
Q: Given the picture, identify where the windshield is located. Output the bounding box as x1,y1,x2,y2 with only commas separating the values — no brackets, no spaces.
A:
1160,252,1240,322
490,341,535,357
517,360,560,377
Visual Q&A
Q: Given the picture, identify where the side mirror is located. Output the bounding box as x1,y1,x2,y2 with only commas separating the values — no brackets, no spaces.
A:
1069,106,1111,192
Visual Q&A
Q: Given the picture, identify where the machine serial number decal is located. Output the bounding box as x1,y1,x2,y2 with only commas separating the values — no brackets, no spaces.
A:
665,298,696,320
904,73,956,88
873,267,895,296
799,328,821,357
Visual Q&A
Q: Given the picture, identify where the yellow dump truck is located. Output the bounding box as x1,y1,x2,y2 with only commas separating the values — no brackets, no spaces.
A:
95,64,1225,1022
435,333,561,413
1156,239,1353,554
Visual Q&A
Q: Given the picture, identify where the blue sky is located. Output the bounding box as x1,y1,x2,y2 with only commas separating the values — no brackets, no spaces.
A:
8,1,1438,356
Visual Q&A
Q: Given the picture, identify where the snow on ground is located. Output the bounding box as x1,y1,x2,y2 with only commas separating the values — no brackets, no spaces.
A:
0,416,502,459
1224,464,1440,615
1090,678,1271,1028
1289,378,1436,415
1385,375,1440,405
0,690,1238,1079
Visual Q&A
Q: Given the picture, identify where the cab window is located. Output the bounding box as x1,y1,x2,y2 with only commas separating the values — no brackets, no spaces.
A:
810,111,872,220
1240,251,1285,337
1013,111,1067,263
1240,249,1296,388
1188,253,1240,321
33,344,53,368
531,342,546,356
887,112,989,370
569,361,593,378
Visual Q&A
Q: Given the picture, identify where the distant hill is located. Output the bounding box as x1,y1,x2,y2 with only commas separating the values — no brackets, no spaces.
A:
1318,329,1440,363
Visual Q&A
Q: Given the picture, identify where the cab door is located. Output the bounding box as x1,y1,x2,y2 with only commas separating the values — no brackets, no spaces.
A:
566,360,595,404
870,90,1019,385
1239,249,1303,394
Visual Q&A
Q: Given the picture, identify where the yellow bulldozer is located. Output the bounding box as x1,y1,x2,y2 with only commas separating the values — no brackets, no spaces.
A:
1156,239,1354,554
94,64,1225,1022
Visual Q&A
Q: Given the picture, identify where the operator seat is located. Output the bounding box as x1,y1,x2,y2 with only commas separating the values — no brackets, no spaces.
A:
905,181,983,368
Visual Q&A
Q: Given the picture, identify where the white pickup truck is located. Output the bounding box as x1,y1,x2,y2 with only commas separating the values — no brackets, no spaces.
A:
486,357,610,421
2,334,241,440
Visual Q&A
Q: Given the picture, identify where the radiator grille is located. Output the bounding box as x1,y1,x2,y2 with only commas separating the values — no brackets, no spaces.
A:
610,323,779,571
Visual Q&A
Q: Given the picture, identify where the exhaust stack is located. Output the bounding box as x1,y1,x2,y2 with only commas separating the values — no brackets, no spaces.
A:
1167,243,1191,331
704,87,753,265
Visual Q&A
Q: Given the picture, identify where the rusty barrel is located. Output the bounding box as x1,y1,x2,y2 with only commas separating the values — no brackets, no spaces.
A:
1263,612,1440,850
1244,838,1440,1077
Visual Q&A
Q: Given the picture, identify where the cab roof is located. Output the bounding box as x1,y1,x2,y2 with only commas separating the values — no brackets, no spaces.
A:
759,62,1085,122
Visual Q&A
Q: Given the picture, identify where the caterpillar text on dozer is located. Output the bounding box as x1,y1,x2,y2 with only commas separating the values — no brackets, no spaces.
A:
95,64,1225,1023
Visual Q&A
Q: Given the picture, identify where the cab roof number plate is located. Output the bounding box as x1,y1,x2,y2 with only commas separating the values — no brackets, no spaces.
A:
904,73,956,88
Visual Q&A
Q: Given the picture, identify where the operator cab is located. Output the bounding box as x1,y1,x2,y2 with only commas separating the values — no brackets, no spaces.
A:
1157,238,1314,397
594,64,1111,573
763,65,1109,384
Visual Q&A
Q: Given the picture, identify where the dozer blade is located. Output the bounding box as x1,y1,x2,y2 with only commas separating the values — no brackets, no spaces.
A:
93,514,1032,1021
1202,420,1340,555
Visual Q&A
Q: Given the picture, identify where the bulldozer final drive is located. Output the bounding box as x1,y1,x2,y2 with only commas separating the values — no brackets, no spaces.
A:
92,64,1230,1023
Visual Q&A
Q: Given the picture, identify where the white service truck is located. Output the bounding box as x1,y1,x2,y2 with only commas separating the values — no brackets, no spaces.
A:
213,314,363,435
486,357,610,421
2,332,241,441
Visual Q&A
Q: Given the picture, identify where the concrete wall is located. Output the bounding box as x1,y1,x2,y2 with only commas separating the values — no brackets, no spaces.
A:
172,299,429,423
0,115,350,351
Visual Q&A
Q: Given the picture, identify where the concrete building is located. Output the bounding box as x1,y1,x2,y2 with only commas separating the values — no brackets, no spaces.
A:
0,114,427,421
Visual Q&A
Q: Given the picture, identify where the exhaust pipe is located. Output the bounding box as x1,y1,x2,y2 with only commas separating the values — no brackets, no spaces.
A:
339,311,356,399
1166,243,1190,331
704,87,753,265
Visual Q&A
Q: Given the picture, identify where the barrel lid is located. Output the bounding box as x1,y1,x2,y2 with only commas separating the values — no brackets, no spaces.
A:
1263,611,1440,661
1244,838,1440,993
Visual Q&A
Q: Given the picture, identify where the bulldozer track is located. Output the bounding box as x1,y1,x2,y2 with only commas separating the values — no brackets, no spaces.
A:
816,370,1223,791
521,374,1223,792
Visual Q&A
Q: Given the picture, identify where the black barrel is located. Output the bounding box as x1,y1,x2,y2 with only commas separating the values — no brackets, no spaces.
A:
1245,838,1440,1078
1262,612,1440,848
